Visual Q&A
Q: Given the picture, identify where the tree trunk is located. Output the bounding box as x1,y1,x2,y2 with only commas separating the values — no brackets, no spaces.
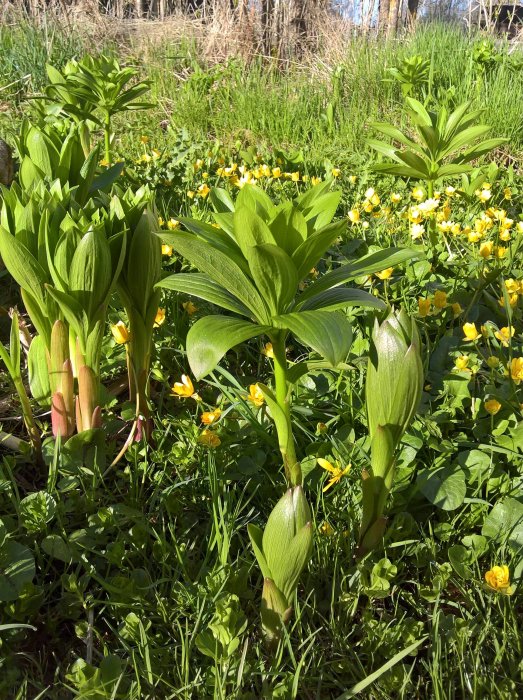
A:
388,0,400,35
407,0,419,26
379,0,391,32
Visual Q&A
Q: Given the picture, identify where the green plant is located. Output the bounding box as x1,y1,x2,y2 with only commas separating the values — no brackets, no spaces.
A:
158,183,413,485
44,55,153,164
358,308,424,555
384,54,431,98
368,97,508,247
0,312,41,461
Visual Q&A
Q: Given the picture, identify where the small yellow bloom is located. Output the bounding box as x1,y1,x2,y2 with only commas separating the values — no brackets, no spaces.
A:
503,187,512,200
509,357,523,384
445,186,457,196
487,356,500,369
485,565,513,594
99,158,110,167
390,193,402,204
476,188,492,203
494,246,507,259
247,383,264,407
319,521,335,536
111,321,130,345
418,298,431,317
451,302,462,317
197,183,210,198
154,308,166,327
348,175,357,185
262,342,274,359
479,241,493,259
182,301,197,316
201,408,221,425
193,158,203,171
140,135,149,144
455,355,470,371
198,429,221,448
494,326,514,346
167,218,180,230
484,399,501,415
317,458,351,493
187,190,195,199
348,209,360,224
433,290,448,309
272,167,282,178
158,216,165,227
311,176,321,186
172,374,196,398
411,186,425,201
331,168,341,178
162,244,173,257
463,322,481,342
517,221,523,234
505,279,520,294
375,267,393,280
291,171,300,182
152,149,161,160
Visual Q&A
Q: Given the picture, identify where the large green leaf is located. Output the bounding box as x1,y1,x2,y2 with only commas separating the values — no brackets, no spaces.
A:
245,244,298,315
291,219,345,279
273,310,352,367
160,230,269,322
298,287,386,312
0,228,47,305
233,206,277,257
187,315,269,379
268,202,307,256
157,273,251,317
299,247,421,303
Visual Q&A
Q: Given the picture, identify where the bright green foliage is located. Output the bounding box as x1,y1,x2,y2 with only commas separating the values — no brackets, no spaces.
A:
359,309,424,555
369,98,508,185
384,55,431,97
158,183,412,380
248,487,312,643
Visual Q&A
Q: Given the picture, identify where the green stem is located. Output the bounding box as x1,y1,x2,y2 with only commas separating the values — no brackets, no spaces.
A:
13,375,42,465
427,179,438,250
271,332,301,486
104,115,112,165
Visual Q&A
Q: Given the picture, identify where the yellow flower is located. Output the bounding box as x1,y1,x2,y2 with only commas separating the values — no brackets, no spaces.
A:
272,167,282,178
193,158,203,171
463,322,481,342
154,308,166,327
494,246,507,259
479,241,493,259
408,208,423,224
262,342,274,359
167,218,180,230
505,279,520,294
503,187,512,200
247,383,264,407
411,186,425,201
390,193,402,203
451,302,462,317
152,149,161,160
198,429,221,448
198,183,210,198
311,176,321,186
487,356,500,369
99,158,110,167
494,326,514,346
418,298,431,317
348,209,360,224
182,301,197,315
158,216,165,227
331,168,341,178
291,171,300,182
319,521,335,536
375,267,393,280
111,321,130,345
187,190,195,199
509,357,523,384
201,408,221,425
418,199,439,215
485,565,513,594
455,355,470,371
317,458,351,493
162,244,173,257
348,175,357,185
172,374,197,398
484,399,501,415
433,290,447,309
517,221,523,234
445,185,457,196
140,135,149,144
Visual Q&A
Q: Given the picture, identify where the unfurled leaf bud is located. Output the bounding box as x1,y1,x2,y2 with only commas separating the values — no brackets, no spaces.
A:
76,365,100,432
366,308,423,447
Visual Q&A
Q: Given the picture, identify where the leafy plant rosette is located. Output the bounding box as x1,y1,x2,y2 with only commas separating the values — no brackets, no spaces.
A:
157,183,418,484
368,98,508,247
